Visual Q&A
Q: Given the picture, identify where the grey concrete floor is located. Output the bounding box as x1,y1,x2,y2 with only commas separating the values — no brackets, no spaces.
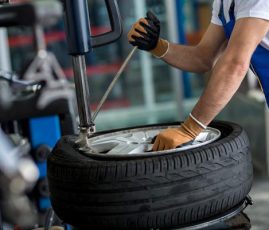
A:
245,179,269,230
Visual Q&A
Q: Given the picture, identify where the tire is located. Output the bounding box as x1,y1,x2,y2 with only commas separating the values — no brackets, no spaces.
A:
47,121,253,229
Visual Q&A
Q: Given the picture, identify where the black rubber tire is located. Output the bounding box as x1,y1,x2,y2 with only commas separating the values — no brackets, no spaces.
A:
47,121,253,230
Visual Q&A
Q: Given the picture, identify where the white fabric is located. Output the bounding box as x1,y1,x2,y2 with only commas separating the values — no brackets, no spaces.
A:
211,0,269,50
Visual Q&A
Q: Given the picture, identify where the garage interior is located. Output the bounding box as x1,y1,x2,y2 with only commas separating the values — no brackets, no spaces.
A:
0,0,269,229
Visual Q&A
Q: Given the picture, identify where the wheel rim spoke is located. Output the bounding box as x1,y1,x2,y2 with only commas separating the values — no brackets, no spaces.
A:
106,143,146,155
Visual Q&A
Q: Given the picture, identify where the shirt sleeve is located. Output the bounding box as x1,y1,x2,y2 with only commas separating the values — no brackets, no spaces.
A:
236,0,269,21
211,0,222,26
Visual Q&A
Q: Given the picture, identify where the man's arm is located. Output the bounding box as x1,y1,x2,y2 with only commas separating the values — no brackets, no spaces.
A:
153,17,269,151
192,18,269,125
128,12,226,74
162,23,227,73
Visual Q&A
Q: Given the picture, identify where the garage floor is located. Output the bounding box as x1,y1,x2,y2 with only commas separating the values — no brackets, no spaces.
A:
245,179,269,230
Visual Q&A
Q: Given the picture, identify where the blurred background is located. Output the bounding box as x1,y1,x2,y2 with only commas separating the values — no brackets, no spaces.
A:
0,0,268,229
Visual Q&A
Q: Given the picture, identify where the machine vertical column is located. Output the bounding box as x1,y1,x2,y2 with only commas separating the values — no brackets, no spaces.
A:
63,0,94,132
0,28,11,71
72,56,93,128
165,0,184,120
62,0,122,141
134,0,156,124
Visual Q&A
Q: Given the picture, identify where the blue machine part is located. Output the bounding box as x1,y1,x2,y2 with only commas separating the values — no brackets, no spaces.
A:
37,162,47,178
29,115,61,210
64,0,92,55
39,197,51,211
29,116,61,150
65,225,72,230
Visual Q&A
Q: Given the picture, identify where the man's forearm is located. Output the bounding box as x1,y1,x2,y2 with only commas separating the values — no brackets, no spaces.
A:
190,18,269,126
191,55,249,125
162,43,212,74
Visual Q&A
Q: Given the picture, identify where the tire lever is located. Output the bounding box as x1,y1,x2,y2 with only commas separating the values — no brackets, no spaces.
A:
92,47,138,122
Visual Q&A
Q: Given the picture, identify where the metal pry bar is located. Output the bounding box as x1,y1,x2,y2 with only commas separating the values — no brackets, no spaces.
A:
92,46,137,122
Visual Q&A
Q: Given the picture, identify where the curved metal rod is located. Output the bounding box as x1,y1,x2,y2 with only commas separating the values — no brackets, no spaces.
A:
92,47,137,121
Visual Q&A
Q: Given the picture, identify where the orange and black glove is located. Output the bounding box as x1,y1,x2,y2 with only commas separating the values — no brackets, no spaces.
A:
127,11,169,58
152,115,206,151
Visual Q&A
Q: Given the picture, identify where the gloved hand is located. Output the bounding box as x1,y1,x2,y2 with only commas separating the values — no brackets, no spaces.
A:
152,115,206,151
127,11,169,58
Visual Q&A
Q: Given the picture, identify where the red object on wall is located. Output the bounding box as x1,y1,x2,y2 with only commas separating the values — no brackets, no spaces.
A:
63,62,122,78
8,27,110,48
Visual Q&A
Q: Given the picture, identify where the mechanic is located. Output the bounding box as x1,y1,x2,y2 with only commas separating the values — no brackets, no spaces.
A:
128,0,269,151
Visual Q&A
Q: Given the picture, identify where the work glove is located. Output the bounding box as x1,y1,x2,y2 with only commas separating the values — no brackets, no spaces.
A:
128,11,169,58
152,115,206,151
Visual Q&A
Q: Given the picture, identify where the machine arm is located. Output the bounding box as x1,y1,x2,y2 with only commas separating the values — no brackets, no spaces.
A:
63,0,122,55
62,0,122,144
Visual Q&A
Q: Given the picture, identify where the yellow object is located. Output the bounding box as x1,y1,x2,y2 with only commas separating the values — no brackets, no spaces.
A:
152,115,205,151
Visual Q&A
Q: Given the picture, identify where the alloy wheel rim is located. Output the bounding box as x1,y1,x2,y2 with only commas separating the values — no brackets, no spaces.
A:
79,125,221,157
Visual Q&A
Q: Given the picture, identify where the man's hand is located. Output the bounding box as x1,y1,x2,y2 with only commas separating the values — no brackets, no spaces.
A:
127,11,169,57
152,116,205,151
152,128,194,151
